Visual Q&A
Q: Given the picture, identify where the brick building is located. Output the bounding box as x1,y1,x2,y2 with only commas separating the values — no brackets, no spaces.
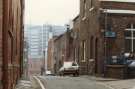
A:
72,15,80,66
0,0,3,88
47,38,55,74
0,0,24,89
78,0,100,75
53,30,74,74
77,0,135,76
46,0,135,77
28,58,43,76
50,16,80,75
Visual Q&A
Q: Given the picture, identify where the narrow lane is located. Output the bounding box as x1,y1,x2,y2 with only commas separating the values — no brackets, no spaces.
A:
38,76,111,89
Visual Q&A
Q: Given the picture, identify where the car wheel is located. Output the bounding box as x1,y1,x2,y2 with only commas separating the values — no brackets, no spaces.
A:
76,73,79,77
59,72,62,76
73,73,76,77
75,71,79,77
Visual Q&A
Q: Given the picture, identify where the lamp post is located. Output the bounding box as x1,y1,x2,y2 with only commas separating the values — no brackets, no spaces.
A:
104,9,108,61
100,8,108,76
41,50,45,75
100,8,108,60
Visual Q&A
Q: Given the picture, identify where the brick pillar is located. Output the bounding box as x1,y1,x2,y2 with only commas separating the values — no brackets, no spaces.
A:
3,0,10,89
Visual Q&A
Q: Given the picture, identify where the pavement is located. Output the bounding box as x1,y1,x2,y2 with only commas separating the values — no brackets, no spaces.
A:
82,76,135,89
15,80,33,89
15,77,42,89
81,75,119,81
15,76,135,89
99,79,135,89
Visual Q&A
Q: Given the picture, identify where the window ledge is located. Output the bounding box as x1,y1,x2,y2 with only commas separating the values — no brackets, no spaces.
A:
82,17,86,21
81,60,86,62
89,7,94,12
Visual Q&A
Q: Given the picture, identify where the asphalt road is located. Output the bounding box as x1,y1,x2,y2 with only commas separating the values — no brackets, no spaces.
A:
39,76,110,89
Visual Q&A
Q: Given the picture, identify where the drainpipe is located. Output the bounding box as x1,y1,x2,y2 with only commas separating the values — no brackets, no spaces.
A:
104,10,108,63
100,8,108,76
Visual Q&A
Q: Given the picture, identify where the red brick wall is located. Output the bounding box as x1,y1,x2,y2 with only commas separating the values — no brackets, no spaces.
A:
54,35,66,74
100,1,135,10
53,32,74,74
47,38,54,73
28,58,43,76
78,0,135,76
2,0,24,89
79,0,101,75
0,0,2,89
73,15,80,63
100,1,135,56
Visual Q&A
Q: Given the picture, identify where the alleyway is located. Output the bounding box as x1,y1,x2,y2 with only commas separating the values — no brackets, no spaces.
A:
15,76,135,89
39,76,110,89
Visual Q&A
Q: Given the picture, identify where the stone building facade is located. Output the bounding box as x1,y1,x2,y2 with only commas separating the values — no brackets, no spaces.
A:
79,0,101,75
72,15,80,66
47,0,135,77
54,35,65,74
53,30,74,74
0,0,24,89
78,0,135,76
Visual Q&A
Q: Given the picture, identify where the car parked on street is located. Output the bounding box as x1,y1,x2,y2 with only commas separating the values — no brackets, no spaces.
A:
46,70,52,75
59,61,79,76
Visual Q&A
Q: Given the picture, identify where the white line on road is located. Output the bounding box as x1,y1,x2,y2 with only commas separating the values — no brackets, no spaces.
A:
97,82,115,89
33,76,46,89
131,87,135,89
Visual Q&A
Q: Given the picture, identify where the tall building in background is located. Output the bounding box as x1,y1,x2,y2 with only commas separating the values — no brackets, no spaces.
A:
42,24,66,73
25,25,43,76
25,25,43,59
24,24,66,75
42,24,66,60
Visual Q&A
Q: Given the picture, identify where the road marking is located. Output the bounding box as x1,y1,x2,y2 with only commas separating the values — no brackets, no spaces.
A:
131,87,135,89
97,82,115,89
33,76,46,89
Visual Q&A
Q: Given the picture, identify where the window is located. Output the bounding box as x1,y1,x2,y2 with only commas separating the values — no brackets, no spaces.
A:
125,24,135,52
82,41,86,62
75,47,77,61
90,36,93,59
83,0,87,18
90,0,93,8
89,0,95,12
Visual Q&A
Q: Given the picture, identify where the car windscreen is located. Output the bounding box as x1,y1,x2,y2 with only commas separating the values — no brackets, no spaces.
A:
63,62,73,68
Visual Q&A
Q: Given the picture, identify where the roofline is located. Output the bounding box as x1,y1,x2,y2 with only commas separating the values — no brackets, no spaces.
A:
73,14,80,22
100,0,135,3
101,9,135,15
54,33,65,41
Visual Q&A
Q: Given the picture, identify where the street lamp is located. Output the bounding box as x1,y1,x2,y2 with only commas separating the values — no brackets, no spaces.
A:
100,8,108,76
100,8,108,60
66,24,70,30
104,9,108,62
41,50,45,75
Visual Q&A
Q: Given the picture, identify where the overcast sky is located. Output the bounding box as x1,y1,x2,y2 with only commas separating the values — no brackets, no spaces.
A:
25,0,80,25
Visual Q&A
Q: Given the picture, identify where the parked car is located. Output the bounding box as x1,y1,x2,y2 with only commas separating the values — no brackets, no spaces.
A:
127,60,135,78
46,70,52,75
59,61,79,76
